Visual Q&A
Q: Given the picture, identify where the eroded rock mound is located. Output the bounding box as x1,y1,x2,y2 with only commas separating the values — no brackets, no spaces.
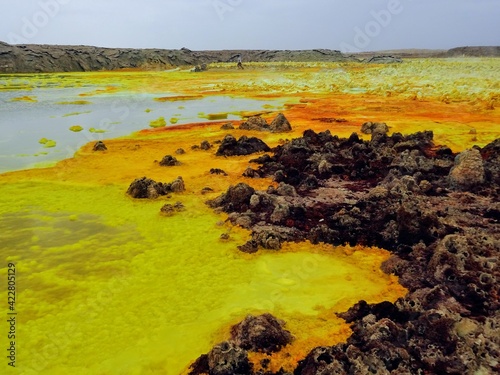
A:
269,113,292,133
216,135,271,156
93,141,107,151
448,148,485,190
126,176,185,198
189,314,293,375
207,183,255,212
231,313,293,354
239,116,269,131
203,125,500,374
159,155,180,166
189,341,252,375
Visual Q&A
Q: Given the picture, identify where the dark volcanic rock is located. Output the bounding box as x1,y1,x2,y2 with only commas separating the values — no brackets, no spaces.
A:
269,113,292,133
207,183,255,212
200,140,212,150
366,55,403,64
189,341,252,375
231,314,293,354
189,314,293,374
93,141,107,151
221,122,235,130
360,121,389,135
216,135,271,156
210,168,228,176
159,155,180,166
482,138,500,187
126,176,184,198
448,148,485,190
126,177,169,199
205,124,500,374
160,201,185,216
0,42,352,73
170,176,185,193
239,116,269,131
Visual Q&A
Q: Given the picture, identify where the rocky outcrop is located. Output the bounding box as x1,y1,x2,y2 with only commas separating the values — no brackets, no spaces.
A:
126,176,185,198
239,113,293,133
189,314,293,375
215,135,271,157
448,148,485,190
204,127,500,374
0,42,351,73
442,46,500,57
189,341,252,375
207,183,255,212
367,55,403,64
92,141,107,151
240,116,269,131
269,113,292,133
2,42,499,73
159,155,180,166
160,201,185,216
231,313,293,354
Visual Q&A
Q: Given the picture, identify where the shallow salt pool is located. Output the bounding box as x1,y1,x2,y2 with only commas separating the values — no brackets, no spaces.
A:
0,85,285,172
0,71,407,375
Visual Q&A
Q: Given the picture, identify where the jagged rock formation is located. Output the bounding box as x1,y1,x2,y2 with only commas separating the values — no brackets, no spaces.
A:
126,176,185,198
215,135,271,157
2,41,498,73
202,127,500,374
189,313,293,375
442,46,500,57
0,42,350,73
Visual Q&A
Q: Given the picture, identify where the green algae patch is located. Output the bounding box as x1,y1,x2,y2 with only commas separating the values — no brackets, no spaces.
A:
200,112,229,120
170,117,179,124
145,108,152,113
57,100,92,105
69,125,84,132
154,95,203,102
89,127,106,133
63,111,92,117
38,138,57,148
150,116,167,128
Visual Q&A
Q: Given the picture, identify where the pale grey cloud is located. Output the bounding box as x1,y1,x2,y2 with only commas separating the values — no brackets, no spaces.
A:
1,0,499,51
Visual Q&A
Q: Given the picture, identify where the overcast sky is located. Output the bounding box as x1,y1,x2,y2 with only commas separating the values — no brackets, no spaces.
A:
1,0,499,52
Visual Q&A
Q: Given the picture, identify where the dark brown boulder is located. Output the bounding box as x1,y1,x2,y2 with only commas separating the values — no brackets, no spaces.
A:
269,113,292,133
188,341,252,375
200,140,212,150
126,177,169,199
448,148,485,190
221,122,235,130
208,183,255,212
126,176,185,198
159,155,180,166
361,121,389,135
170,176,185,193
215,135,271,157
239,116,269,131
230,313,293,354
93,141,107,151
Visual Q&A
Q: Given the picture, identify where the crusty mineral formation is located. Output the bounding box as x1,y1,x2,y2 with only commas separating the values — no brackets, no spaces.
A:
126,176,185,198
202,127,500,374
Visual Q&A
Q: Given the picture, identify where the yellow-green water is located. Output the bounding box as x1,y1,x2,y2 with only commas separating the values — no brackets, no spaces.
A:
0,178,403,374
5,60,497,373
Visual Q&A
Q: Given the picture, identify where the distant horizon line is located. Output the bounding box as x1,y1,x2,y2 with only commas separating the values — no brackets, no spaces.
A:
2,41,499,54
